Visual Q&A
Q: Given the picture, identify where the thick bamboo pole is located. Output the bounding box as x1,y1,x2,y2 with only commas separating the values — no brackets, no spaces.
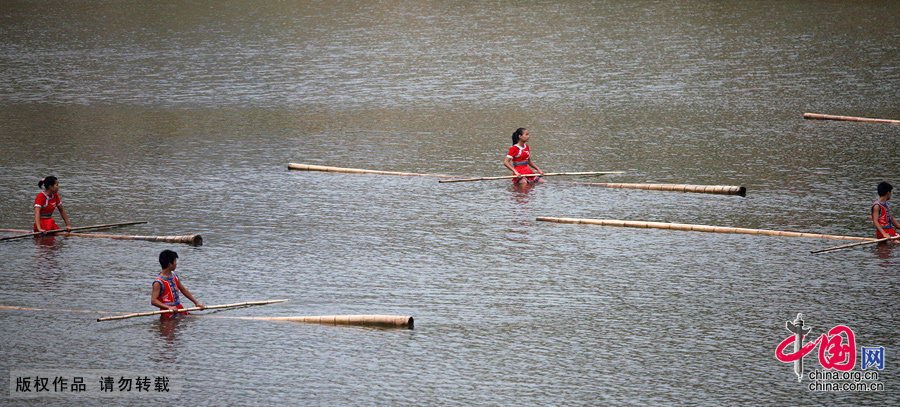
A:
0,221,148,242
536,217,875,241
57,232,202,245
803,113,900,125
97,299,289,321
288,163,454,178
0,228,199,245
568,182,746,196
240,314,414,328
438,171,625,183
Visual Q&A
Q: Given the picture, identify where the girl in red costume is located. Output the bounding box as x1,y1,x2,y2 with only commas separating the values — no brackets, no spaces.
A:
872,181,900,240
151,250,205,320
33,176,72,233
503,128,545,185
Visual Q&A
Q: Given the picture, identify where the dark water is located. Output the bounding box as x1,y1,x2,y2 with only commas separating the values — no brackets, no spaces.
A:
2,0,900,405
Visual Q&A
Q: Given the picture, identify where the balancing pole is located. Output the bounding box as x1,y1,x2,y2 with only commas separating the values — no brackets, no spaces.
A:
438,171,625,183
221,315,414,328
289,163,454,178
803,113,900,125
97,299,289,321
0,221,148,242
811,235,900,253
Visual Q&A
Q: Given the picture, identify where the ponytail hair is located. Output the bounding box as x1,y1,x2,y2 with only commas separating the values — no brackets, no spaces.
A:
512,128,527,145
38,176,58,190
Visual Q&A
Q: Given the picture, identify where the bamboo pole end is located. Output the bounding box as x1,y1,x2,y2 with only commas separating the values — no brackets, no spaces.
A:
803,113,900,125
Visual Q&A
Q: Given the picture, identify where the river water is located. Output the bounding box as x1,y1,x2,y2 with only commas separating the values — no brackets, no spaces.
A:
2,0,899,405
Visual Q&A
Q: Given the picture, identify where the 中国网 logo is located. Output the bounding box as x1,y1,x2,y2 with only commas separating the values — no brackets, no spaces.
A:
775,313,885,391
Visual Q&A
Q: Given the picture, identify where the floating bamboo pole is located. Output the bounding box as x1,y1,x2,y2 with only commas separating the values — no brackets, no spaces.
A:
803,113,900,125
97,299,290,321
59,232,202,245
1,228,201,245
438,171,625,183
234,315,414,329
567,182,746,196
0,221,148,242
289,163,454,178
811,235,900,254
536,217,875,241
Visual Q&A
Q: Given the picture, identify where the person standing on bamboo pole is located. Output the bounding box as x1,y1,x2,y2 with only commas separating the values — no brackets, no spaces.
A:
151,250,205,320
503,128,545,185
33,176,72,233
872,182,900,240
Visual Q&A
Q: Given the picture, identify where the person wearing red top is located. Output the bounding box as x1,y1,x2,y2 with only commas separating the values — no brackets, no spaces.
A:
33,176,71,233
872,181,900,240
151,250,205,320
503,128,545,185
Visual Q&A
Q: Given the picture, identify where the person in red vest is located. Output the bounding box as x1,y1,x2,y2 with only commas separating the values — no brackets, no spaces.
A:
503,128,545,185
33,176,72,233
151,250,205,320
872,182,900,240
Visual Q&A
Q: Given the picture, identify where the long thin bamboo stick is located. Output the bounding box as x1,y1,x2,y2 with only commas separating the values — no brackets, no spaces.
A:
225,314,414,328
289,163,455,178
438,171,625,183
811,235,900,253
536,217,875,241
803,113,900,125
0,221,148,242
567,182,746,196
97,299,290,321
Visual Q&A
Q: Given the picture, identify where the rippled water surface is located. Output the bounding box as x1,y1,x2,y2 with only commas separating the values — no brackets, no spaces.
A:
2,0,900,405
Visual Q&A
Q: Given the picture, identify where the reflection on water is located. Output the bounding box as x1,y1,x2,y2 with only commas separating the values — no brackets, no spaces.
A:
152,319,181,364
510,182,538,196
873,243,898,269
505,183,537,244
32,236,65,286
